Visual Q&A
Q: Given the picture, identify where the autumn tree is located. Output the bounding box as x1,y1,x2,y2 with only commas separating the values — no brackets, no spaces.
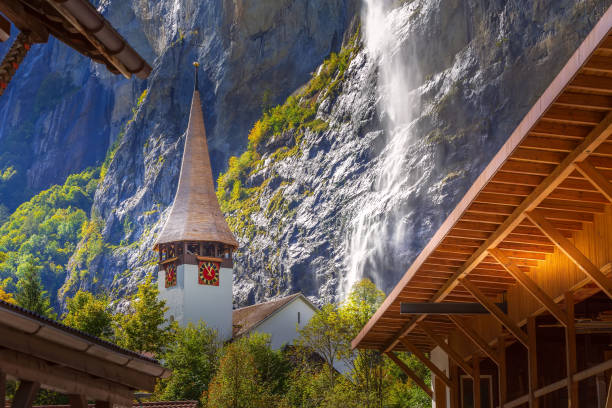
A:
63,290,113,339
0,277,15,304
114,275,175,356
155,321,221,401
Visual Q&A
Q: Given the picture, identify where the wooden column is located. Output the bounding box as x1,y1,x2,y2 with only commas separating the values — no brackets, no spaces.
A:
527,317,539,408
0,370,5,408
565,292,579,408
606,376,612,408
385,351,432,398
95,401,111,408
597,374,608,408
11,381,39,408
69,395,88,408
473,356,481,408
498,335,507,407
449,359,459,408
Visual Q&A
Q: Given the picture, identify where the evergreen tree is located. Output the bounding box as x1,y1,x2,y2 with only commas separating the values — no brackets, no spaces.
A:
63,290,113,339
114,275,175,356
155,321,221,401
15,261,55,318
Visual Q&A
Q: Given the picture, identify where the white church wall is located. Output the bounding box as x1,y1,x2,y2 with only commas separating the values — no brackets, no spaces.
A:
158,264,233,341
431,346,450,408
251,297,316,350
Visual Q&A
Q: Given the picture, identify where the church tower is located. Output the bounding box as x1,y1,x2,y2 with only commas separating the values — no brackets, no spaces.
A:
154,63,238,340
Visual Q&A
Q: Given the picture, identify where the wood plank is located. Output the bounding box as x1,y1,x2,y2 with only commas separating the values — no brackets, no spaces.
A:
0,0,48,42
526,209,612,298
606,375,612,408
450,360,459,408
542,106,606,125
488,248,568,326
385,352,432,398
565,292,579,408
11,381,39,408
498,335,507,407
399,338,451,387
569,74,612,93
527,317,539,407
417,321,473,377
555,90,612,110
0,370,5,408
448,316,500,365
529,122,592,138
548,188,609,203
0,349,133,406
459,278,529,347
0,324,155,391
69,395,88,408
473,356,481,408
0,14,9,42
576,160,612,202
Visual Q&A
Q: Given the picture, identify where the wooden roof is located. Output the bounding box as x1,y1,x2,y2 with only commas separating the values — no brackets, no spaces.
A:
232,293,316,338
155,89,238,249
352,5,612,353
0,0,151,78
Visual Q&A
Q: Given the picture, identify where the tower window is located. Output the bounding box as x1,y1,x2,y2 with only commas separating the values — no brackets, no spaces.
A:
298,312,301,324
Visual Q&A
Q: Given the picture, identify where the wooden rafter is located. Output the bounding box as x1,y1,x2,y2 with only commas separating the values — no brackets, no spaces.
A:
447,315,500,365
0,14,9,42
576,160,612,202
498,335,507,406
459,278,529,347
565,292,578,407
416,321,473,377
385,352,432,398
526,209,612,299
488,248,569,326
11,380,39,408
399,338,451,387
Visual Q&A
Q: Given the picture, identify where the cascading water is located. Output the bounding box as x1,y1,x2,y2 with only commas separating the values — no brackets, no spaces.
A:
343,0,422,296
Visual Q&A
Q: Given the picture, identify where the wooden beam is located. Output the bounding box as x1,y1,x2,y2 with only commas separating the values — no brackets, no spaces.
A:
385,352,432,398
399,338,451,387
526,209,612,299
473,356,481,408
0,0,48,42
488,248,569,326
0,349,133,406
565,292,579,408
0,324,155,390
69,395,88,408
527,317,539,407
0,14,9,42
606,375,612,408
498,335,507,407
95,402,111,408
11,381,39,408
417,321,473,377
459,278,529,347
447,315,500,365
576,160,612,203
450,359,459,408
0,370,5,408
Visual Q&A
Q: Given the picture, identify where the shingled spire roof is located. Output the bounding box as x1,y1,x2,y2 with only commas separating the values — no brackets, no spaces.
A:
155,69,238,249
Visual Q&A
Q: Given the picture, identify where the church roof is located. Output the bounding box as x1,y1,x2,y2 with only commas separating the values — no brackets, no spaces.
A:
232,293,317,338
155,87,238,249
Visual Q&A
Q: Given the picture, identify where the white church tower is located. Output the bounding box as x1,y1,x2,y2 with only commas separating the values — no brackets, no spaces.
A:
154,63,238,340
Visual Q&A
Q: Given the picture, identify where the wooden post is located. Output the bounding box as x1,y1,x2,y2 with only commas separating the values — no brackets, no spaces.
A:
11,381,39,408
399,338,451,387
450,359,459,408
0,370,5,408
95,401,111,408
527,317,539,408
473,356,481,408
498,335,507,407
69,395,88,408
597,374,608,408
385,351,433,398
606,376,612,408
565,292,579,408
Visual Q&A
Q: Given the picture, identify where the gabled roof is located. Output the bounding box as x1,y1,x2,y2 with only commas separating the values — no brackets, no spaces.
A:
154,88,238,249
232,293,317,338
352,4,612,353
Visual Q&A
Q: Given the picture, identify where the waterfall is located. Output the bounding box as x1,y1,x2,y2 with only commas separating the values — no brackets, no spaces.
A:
343,0,421,296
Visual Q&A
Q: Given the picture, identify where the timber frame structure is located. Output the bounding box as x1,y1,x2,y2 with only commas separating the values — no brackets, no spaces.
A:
0,300,171,408
0,0,151,97
352,4,612,408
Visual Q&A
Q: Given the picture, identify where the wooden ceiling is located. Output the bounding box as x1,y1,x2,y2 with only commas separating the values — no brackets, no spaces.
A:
352,7,612,354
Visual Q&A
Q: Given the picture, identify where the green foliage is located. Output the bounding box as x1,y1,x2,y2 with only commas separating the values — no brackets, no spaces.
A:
155,321,221,401
0,277,15,304
0,168,99,307
114,275,176,356
63,290,113,339
15,260,55,318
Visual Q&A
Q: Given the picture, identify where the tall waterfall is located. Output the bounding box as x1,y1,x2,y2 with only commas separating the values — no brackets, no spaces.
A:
343,0,421,296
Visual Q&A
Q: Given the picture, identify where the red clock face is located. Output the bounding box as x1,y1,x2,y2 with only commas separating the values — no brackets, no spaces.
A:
198,261,220,286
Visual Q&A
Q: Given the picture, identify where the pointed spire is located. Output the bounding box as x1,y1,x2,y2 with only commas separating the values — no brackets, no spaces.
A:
154,65,238,249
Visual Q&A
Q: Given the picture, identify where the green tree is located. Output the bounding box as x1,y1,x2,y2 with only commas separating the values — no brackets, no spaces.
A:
63,290,113,339
0,277,15,304
15,261,55,318
244,332,291,395
296,303,351,390
155,321,221,401
206,336,272,408
114,275,175,356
